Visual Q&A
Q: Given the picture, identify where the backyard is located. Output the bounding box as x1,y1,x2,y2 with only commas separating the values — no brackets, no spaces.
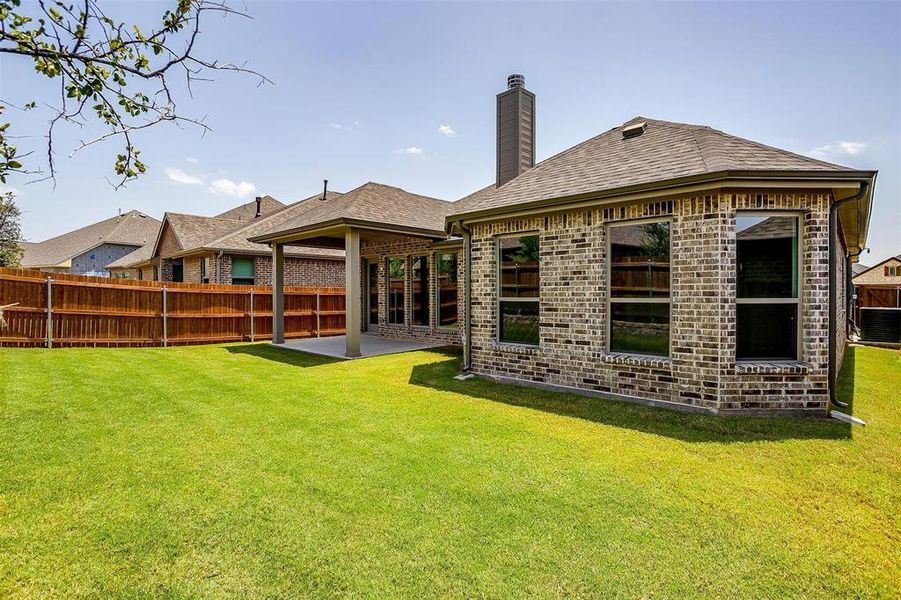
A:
0,343,898,597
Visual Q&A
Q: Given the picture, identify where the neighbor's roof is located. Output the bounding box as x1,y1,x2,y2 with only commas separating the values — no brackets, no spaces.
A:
21,210,161,268
452,116,872,219
163,195,287,251
250,182,455,243
215,195,285,221
162,213,244,253
851,263,870,276
185,191,346,260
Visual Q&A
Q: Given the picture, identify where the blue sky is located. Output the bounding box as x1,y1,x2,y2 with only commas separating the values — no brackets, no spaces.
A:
2,1,899,264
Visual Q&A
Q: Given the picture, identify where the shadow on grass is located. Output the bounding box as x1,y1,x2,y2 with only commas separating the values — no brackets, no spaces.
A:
410,349,852,444
224,343,344,368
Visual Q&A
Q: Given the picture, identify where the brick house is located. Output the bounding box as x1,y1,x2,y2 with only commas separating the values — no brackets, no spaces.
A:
107,194,345,287
21,210,160,276
252,75,876,416
851,254,901,342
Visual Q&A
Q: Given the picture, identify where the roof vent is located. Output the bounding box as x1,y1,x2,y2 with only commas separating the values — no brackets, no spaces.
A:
507,73,525,89
622,122,647,139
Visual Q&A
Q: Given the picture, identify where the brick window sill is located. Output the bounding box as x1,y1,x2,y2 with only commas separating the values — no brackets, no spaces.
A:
601,353,672,370
490,342,540,355
735,361,809,375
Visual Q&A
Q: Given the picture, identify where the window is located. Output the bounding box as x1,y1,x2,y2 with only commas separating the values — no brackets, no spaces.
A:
436,252,458,328
608,220,671,356
411,256,429,326
887,265,898,277
200,257,210,284
232,257,255,286
368,262,379,325
171,259,184,283
387,257,405,324
736,214,800,360
498,234,540,345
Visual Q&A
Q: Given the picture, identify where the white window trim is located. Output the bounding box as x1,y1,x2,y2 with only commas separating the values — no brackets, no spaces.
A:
496,232,540,347
606,216,673,357
735,211,804,362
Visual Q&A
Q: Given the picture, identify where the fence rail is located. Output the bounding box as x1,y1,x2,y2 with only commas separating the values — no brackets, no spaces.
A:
0,267,345,347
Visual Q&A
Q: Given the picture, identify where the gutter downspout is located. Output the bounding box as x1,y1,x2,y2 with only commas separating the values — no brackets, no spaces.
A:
459,221,473,371
829,181,868,409
216,250,224,284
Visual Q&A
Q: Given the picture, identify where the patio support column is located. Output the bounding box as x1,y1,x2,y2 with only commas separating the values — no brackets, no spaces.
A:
345,228,362,357
272,242,285,344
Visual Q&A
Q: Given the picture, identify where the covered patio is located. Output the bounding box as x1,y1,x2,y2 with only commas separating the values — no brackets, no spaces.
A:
275,333,448,359
249,182,462,358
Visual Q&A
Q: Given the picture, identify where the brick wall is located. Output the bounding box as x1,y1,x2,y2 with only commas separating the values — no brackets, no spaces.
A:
468,190,837,415
360,236,463,345
183,256,202,283
853,257,901,285
202,253,343,286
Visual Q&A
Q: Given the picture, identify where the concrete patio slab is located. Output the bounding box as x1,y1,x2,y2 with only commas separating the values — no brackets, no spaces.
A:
275,334,448,359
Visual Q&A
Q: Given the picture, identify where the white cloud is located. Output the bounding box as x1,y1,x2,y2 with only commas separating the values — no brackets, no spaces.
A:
394,146,423,155
328,122,344,130
809,141,867,159
186,157,199,164
438,124,456,137
209,178,257,198
165,167,203,185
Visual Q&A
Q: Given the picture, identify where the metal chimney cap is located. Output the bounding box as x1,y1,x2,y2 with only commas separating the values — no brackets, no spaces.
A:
507,74,525,89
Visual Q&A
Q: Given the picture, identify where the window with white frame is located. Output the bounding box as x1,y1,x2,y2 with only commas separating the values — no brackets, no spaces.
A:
498,234,540,345
736,214,800,360
608,219,671,356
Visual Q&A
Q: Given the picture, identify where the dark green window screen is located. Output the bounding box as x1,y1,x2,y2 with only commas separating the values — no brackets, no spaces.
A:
232,257,254,285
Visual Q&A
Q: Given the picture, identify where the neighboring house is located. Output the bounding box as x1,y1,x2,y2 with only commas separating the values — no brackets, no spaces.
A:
107,194,346,287
851,254,901,342
21,210,161,276
253,74,876,417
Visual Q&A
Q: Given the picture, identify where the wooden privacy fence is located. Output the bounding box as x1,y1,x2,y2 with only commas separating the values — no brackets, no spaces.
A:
0,267,345,347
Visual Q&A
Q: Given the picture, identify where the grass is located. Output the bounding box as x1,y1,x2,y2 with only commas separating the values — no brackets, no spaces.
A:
0,343,899,598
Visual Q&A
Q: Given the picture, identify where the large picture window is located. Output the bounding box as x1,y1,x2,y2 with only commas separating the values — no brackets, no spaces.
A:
412,256,429,326
498,234,540,345
436,252,458,328
736,214,800,360
387,257,405,325
608,220,671,356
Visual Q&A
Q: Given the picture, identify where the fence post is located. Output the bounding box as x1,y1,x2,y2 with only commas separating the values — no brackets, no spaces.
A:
249,288,255,342
316,289,321,338
162,287,168,348
46,277,53,348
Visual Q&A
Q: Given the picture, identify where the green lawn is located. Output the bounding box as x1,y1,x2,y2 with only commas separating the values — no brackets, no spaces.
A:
1,343,898,598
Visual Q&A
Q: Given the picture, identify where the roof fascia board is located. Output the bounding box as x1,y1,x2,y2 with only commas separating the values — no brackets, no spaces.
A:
249,218,447,245
451,172,874,226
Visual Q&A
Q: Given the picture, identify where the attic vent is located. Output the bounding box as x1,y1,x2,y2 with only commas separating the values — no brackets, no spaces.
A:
622,122,647,139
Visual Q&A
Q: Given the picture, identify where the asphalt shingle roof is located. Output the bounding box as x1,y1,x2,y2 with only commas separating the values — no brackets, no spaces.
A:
252,182,455,241
453,117,852,218
164,213,243,252
214,196,285,221
21,210,161,268
202,191,346,259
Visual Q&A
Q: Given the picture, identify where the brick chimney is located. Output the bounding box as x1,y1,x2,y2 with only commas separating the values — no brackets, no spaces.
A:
496,74,535,187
